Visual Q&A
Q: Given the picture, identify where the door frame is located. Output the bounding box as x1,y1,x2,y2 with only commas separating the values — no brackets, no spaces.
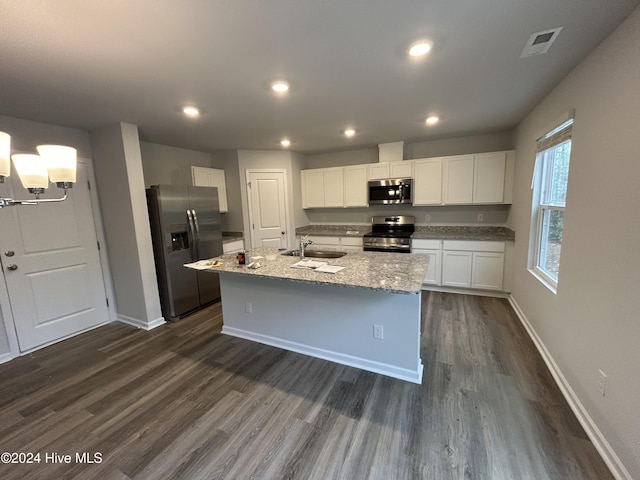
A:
0,158,116,361
245,169,293,249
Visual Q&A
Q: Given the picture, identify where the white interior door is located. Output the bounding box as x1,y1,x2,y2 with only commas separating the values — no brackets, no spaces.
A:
0,162,110,352
247,170,288,248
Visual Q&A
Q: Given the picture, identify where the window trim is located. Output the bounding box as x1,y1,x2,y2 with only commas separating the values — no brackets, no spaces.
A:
533,204,565,289
528,118,573,293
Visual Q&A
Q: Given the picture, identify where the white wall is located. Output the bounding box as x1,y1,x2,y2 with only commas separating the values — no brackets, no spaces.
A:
508,7,640,478
290,152,309,228
140,141,213,186
405,131,514,159
305,147,378,169
90,123,163,329
211,149,244,232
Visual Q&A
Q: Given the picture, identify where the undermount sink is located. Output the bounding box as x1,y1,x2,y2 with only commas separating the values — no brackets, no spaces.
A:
281,249,348,259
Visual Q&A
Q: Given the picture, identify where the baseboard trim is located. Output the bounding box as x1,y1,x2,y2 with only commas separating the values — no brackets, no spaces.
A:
221,325,423,384
0,352,14,365
508,295,631,480
422,285,509,298
117,314,166,331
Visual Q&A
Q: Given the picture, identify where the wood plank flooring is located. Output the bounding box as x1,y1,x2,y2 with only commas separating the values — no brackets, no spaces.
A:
0,292,613,479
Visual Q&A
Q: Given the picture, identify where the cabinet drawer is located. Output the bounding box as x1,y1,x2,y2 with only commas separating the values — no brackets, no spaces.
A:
442,240,505,252
412,239,441,249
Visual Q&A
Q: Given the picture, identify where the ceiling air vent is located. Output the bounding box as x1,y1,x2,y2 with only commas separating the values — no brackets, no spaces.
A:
520,27,563,58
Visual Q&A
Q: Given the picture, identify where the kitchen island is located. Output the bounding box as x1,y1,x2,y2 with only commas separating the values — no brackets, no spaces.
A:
205,247,428,383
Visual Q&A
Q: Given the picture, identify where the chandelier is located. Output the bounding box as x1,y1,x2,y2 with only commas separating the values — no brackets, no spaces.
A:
0,131,77,208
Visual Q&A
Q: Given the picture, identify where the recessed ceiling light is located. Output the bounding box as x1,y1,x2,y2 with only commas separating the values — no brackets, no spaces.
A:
408,40,433,57
271,81,290,93
182,106,200,117
425,116,440,125
280,139,291,147
344,128,356,137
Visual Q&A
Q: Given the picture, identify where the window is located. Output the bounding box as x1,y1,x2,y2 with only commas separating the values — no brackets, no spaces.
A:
531,119,572,290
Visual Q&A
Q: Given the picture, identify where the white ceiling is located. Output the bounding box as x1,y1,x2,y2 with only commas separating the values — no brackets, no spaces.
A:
1,1,638,154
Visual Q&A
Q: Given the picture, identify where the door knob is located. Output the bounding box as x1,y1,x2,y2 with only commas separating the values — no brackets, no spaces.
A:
7,264,18,271
281,231,285,235
4,250,14,257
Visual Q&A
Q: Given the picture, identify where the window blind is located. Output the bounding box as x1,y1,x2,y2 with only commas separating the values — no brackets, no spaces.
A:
536,119,573,152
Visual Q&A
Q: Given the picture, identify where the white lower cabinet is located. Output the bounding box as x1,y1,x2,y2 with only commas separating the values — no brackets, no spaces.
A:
340,236,364,252
442,251,473,287
442,241,505,291
413,239,506,292
295,235,363,252
412,239,441,285
471,252,505,290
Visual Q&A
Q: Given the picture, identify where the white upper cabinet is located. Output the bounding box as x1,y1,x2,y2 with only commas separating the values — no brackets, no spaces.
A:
442,151,510,205
368,162,390,180
300,149,513,209
344,165,368,207
389,160,413,178
474,152,506,204
189,166,229,213
323,167,345,207
442,155,475,204
413,158,443,205
301,169,325,208
368,161,413,180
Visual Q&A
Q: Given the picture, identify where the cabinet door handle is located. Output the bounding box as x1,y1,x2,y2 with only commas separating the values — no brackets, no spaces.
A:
7,264,18,271
4,250,15,257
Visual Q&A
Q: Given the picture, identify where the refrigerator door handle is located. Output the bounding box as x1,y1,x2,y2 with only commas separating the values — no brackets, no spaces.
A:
186,209,197,261
191,209,201,259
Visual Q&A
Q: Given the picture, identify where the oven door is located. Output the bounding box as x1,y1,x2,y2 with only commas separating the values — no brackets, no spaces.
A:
363,245,411,253
363,237,412,253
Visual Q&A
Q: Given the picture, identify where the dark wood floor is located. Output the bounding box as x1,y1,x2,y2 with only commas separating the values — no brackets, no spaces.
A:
0,292,612,480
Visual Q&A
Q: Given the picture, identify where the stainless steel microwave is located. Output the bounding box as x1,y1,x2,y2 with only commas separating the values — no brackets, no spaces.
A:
368,178,413,205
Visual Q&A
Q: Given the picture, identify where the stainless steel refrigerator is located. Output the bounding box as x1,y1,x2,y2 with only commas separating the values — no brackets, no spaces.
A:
146,185,223,321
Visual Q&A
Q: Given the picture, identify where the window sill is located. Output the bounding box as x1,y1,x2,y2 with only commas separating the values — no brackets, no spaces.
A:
528,268,558,295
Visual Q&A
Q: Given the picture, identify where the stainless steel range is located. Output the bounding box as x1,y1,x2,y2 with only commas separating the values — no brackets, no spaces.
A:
363,215,415,253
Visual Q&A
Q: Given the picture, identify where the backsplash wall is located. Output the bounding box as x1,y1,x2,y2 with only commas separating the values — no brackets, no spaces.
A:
303,204,510,226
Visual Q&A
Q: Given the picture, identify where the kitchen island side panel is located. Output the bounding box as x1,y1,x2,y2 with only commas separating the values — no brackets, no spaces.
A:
219,273,423,383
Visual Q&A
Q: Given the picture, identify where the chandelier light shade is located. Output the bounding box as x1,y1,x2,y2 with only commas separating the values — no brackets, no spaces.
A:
11,154,49,191
0,131,78,207
37,144,77,186
0,131,10,179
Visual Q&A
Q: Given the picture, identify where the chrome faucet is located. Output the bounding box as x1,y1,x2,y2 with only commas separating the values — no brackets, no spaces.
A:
300,235,313,259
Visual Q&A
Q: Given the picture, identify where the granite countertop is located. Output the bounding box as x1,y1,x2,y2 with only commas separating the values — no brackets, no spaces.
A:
412,226,515,241
295,224,515,241
295,225,370,237
205,246,428,295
